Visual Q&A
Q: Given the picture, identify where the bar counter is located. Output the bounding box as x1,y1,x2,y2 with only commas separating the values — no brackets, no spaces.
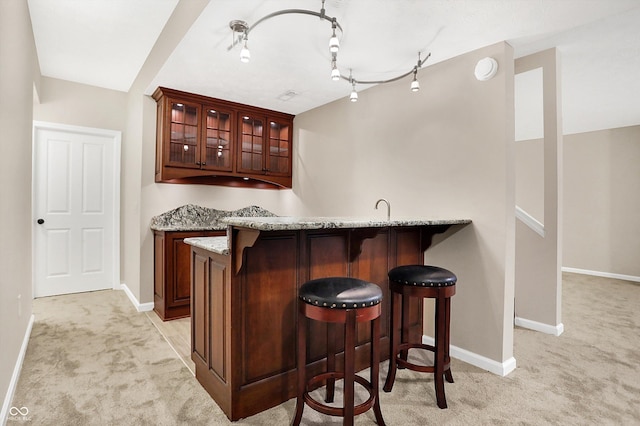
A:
185,216,470,421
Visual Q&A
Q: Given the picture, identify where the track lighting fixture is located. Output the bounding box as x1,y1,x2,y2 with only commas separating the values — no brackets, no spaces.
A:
329,19,340,54
349,70,358,102
240,34,250,63
350,84,358,102
228,1,430,102
331,54,341,81
411,70,420,92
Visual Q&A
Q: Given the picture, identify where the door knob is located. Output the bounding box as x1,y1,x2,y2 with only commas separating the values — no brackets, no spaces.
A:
37,218,45,225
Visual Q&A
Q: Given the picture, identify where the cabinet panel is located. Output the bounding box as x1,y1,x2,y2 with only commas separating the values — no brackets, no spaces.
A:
391,228,424,344
302,231,350,362
352,230,390,345
239,233,298,385
303,230,350,281
192,251,209,365
209,257,228,381
154,234,165,301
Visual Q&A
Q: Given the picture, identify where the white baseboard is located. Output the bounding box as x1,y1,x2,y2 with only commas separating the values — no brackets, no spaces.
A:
562,267,640,283
422,335,517,377
1,314,34,426
119,283,154,312
514,317,564,336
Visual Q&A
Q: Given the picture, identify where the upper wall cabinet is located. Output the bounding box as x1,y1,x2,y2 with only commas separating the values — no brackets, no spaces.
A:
153,87,294,189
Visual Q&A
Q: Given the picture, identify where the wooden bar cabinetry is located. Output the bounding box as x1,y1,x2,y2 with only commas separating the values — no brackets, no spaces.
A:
153,87,294,189
153,230,224,321
190,224,456,420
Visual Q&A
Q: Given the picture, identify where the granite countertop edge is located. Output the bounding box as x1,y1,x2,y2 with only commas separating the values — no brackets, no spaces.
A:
221,216,472,231
149,205,277,232
183,217,471,254
183,236,229,255
151,224,228,232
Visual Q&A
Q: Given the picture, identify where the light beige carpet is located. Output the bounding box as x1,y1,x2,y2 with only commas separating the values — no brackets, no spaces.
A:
8,273,640,425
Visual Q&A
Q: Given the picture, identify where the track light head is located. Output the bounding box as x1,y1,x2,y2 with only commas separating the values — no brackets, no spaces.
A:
329,20,340,53
410,70,420,92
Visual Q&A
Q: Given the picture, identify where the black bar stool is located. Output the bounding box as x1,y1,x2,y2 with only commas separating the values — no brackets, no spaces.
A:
292,277,386,426
383,265,457,409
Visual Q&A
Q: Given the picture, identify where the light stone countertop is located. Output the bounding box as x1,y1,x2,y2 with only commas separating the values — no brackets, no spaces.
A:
184,217,471,255
183,236,229,255
150,205,276,232
221,216,471,231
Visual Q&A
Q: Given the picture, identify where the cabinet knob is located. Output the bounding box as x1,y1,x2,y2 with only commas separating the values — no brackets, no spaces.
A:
202,162,206,165
37,218,45,225
196,161,201,165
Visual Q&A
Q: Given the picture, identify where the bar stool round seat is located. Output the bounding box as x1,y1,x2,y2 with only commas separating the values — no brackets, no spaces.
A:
292,277,386,426
383,265,457,409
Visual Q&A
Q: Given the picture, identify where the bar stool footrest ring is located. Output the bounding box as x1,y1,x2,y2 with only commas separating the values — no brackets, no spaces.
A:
395,342,450,373
304,372,376,417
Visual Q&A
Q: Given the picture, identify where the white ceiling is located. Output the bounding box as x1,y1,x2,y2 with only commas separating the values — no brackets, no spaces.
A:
28,0,640,135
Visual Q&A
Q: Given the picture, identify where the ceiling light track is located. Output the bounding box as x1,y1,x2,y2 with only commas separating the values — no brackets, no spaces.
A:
228,0,429,102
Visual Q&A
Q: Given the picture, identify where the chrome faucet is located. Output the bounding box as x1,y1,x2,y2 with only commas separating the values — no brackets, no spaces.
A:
375,198,391,221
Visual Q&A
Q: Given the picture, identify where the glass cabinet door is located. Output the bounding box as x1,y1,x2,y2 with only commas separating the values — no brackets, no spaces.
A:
239,114,265,173
203,107,233,171
168,101,200,167
267,120,290,175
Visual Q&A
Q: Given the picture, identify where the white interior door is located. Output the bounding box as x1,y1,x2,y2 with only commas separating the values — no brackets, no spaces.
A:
33,122,120,298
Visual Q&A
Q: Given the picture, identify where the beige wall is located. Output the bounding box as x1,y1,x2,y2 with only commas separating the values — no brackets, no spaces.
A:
563,125,640,278
516,125,640,280
514,50,563,332
516,139,544,221
0,0,38,415
33,77,128,131
294,42,516,365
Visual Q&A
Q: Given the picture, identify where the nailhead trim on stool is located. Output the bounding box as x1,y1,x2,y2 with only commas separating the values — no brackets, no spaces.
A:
384,265,457,409
292,277,386,426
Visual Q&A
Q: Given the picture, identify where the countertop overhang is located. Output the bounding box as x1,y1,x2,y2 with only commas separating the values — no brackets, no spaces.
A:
184,236,229,255
221,216,471,231
185,216,472,256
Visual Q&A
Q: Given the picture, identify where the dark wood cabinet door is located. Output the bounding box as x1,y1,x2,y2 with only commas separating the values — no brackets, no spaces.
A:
266,118,291,176
202,105,234,172
154,230,224,321
171,237,193,305
237,112,266,175
165,100,201,168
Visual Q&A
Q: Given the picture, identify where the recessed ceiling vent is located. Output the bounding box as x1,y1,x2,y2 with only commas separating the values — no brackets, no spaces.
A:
277,90,298,101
